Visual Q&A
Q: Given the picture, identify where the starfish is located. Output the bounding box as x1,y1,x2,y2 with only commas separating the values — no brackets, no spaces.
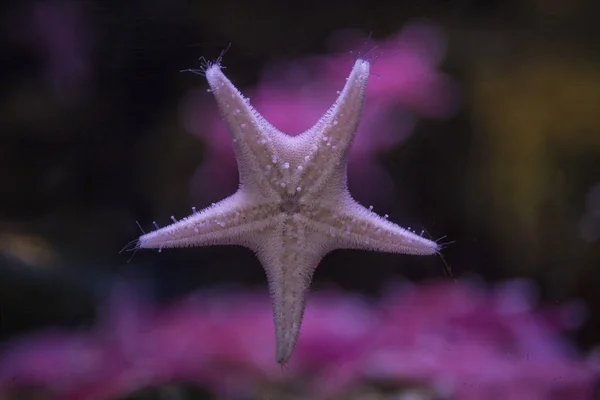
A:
135,58,439,364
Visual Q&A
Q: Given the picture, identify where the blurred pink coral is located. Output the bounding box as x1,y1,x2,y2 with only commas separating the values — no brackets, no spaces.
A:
0,280,597,399
180,22,460,209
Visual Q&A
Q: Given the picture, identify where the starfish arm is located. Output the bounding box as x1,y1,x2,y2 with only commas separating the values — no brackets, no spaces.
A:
205,65,288,198
302,196,440,256
251,215,327,364
293,59,370,200
137,191,278,250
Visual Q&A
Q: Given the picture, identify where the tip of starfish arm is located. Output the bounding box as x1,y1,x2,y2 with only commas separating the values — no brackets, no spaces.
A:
425,238,442,254
384,225,442,256
409,231,442,255
136,232,152,249
119,237,141,253
205,62,221,77
354,58,370,72
276,341,294,365
348,59,370,86
205,62,229,90
274,317,303,365
135,224,178,249
136,228,179,250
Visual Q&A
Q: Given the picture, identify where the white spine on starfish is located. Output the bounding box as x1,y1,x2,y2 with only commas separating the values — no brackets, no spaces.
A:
135,58,441,365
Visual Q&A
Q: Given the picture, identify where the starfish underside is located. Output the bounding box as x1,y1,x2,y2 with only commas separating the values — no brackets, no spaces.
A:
137,58,439,364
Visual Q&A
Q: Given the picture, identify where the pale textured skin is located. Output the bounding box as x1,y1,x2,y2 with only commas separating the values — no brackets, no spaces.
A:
137,59,439,364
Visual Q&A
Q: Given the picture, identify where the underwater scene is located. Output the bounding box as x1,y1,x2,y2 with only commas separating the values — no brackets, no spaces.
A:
1,0,599,398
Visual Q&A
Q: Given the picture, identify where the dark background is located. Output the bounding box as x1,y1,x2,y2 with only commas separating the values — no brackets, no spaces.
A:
1,0,599,357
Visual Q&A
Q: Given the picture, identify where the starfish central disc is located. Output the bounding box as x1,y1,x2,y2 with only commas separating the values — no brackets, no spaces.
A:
280,195,301,214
